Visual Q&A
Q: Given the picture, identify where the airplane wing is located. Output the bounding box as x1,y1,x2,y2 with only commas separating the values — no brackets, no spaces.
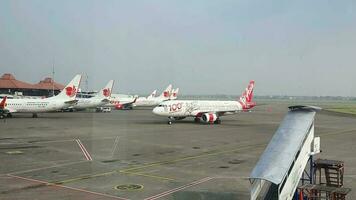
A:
122,96,138,106
114,97,138,110
64,100,79,105
101,99,110,103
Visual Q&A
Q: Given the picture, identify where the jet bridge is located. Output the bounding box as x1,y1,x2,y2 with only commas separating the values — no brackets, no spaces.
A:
249,105,321,200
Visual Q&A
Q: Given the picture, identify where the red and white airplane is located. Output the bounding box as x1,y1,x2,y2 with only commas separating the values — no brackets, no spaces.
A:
133,84,174,107
106,93,138,110
0,75,82,118
70,80,114,110
152,81,255,124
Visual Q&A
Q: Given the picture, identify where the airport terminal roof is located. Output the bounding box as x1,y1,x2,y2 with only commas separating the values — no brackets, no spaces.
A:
0,73,64,90
249,106,320,185
33,77,65,90
0,73,35,89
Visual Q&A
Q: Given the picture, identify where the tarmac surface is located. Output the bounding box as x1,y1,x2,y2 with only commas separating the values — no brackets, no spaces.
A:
0,102,355,199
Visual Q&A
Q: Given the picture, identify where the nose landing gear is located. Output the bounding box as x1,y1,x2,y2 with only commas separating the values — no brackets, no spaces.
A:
167,117,173,125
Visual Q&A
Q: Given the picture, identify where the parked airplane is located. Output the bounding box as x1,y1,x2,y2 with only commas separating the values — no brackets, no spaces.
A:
105,84,172,109
0,74,82,118
69,80,114,110
134,84,173,107
152,81,255,124
107,94,138,110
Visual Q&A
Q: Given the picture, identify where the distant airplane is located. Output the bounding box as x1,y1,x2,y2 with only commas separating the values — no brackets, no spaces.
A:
0,75,82,118
133,84,174,107
153,81,255,124
70,80,114,110
107,93,138,110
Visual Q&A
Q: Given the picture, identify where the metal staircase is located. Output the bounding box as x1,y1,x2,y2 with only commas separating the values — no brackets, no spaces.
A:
314,159,344,188
249,106,322,200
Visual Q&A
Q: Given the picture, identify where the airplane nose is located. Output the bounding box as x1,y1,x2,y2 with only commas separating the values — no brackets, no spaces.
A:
152,107,159,115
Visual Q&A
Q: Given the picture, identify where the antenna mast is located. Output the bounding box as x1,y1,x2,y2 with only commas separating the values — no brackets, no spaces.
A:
52,58,55,97
85,74,89,92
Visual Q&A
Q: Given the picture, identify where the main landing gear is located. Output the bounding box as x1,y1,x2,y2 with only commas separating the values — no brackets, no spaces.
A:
32,113,38,118
214,118,222,124
194,117,200,123
7,113,12,118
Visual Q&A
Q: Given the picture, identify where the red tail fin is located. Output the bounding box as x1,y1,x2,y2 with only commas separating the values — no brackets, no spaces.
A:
240,80,254,102
0,96,7,109
239,81,255,109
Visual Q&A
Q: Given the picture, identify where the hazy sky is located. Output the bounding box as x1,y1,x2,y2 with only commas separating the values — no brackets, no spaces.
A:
1,0,356,96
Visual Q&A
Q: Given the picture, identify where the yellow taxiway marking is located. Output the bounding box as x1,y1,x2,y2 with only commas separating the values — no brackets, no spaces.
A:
320,129,356,137
53,171,117,185
53,143,265,184
120,171,175,181
120,143,265,173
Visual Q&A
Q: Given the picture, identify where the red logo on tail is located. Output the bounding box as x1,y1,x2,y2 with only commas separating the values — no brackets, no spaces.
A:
65,86,77,97
103,88,111,97
0,96,7,109
163,91,169,98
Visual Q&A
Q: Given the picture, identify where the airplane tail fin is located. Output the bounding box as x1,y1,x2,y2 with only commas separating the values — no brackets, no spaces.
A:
51,75,82,101
147,90,157,99
0,96,7,109
95,80,114,99
159,84,172,99
239,80,256,109
170,88,179,99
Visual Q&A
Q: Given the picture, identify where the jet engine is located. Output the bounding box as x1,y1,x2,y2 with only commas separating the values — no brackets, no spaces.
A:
202,113,218,123
115,104,123,110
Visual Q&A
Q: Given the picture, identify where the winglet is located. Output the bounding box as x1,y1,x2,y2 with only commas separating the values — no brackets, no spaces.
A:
0,96,7,109
132,96,138,104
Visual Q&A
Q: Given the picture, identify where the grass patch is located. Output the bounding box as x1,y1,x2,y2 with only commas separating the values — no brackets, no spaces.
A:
325,104,356,115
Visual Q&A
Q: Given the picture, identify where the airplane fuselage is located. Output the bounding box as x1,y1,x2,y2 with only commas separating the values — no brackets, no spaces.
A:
3,98,72,113
153,100,243,117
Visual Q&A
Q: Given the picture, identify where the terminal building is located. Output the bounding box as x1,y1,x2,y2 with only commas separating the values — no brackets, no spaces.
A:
0,73,64,98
